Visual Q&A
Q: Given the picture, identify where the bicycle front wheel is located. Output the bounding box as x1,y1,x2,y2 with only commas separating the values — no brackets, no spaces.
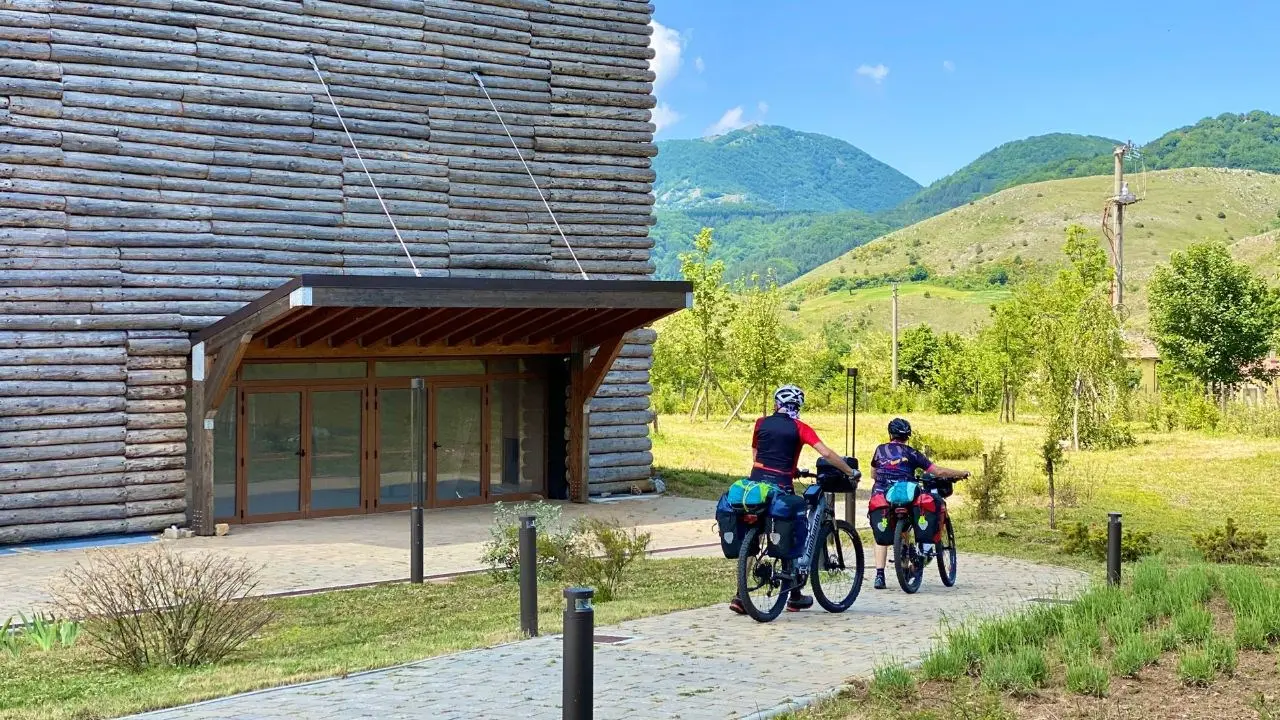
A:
893,516,923,594
811,519,864,613
737,526,788,622
937,514,958,587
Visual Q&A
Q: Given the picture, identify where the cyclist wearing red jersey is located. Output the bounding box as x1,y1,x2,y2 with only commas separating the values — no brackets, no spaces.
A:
730,385,856,614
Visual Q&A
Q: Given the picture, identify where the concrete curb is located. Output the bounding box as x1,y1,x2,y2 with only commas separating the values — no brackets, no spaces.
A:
739,685,855,720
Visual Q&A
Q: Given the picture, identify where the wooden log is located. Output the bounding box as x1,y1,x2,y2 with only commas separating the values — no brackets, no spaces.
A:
0,411,126,433
0,426,124,448
0,503,127,527
127,337,190,356
123,469,186,486
0,364,124,381
124,455,184,472
587,409,653,426
0,455,126,482
125,385,186,401
126,399,186,414
124,442,186,459
0,441,125,464
587,478,653,494
0,346,126,364
0,513,185,543
125,428,187,444
588,436,651,454
126,369,187,386
589,396,649,413
0,471,125,495
587,464,650,484
0,482,183,510
0,331,125,349
0,380,124,397
0,395,125,417
592,382,651,398
588,423,649,440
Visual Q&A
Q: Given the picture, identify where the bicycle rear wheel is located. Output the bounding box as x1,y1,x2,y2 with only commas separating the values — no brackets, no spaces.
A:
737,526,788,622
937,515,958,587
812,519,864,613
893,517,923,594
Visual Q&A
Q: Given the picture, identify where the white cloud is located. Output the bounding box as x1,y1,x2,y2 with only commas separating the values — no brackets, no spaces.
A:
651,103,681,133
942,59,955,73
649,21,684,133
856,63,890,84
695,56,705,73
705,106,747,136
757,101,770,115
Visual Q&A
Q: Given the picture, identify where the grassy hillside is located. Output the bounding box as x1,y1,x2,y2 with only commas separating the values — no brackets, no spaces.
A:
653,125,921,213
886,133,1118,225
792,167,1280,332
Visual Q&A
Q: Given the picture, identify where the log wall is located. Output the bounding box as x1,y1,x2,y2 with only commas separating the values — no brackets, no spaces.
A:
0,0,659,542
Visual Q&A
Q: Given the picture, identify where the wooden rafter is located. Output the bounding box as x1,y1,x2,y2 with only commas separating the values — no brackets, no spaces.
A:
262,307,327,348
204,332,253,411
470,308,542,345
523,309,594,344
297,308,376,348
384,308,449,346
332,307,416,347
550,309,629,345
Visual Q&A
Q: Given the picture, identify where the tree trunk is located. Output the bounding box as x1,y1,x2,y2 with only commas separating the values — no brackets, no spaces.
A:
723,388,751,428
1047,458,1056,530
1072,371,1081,451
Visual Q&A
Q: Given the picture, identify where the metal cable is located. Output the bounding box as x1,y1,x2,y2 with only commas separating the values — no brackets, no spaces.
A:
471,71,590,280
308,56,421,278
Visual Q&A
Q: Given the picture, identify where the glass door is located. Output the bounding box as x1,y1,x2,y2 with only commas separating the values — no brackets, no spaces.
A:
244,391,302,518
374,387,416,509
432,385,485,505
308,389,364,514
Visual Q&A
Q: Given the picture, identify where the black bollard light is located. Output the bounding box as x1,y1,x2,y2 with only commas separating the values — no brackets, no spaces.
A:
1107,512,1122,586
409,377,426,584
562,587,594,720
519,514,538,637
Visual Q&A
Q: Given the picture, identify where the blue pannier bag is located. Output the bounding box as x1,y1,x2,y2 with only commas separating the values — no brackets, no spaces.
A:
766,493,807,560
885,480,918,506
726,479,774,512
715,493,748,559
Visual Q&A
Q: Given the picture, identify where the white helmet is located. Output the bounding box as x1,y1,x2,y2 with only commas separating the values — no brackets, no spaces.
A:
774,384,805,409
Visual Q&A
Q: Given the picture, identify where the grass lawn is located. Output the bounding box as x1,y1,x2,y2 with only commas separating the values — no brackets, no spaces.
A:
654,412,1280,569
780,560,1280,720
787,282,1012,337
0,558,734,720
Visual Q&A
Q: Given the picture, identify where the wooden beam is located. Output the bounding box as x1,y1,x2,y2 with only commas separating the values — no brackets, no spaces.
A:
296,308,377,348
567,343,589,503
262,307,331,348
330,308,415,347
243,339,570,360
575,310,660,349
187,343,214,536
411,309,488,346
582,333,628,401
524,309,594,344
499,308,563,345
204,332,252,411
443,309,507,347
471,308,543,345
385,308,449,347
550,309,631,345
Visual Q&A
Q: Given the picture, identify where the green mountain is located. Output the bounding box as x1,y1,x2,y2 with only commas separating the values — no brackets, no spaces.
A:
653,125,922,213
886,133,1120,225
1016,111,1280,184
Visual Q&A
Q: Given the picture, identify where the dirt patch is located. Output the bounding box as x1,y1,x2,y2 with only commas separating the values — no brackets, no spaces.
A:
904,650,1280,719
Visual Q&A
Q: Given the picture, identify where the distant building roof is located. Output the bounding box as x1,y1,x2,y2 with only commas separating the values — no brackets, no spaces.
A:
1124,334,1160,360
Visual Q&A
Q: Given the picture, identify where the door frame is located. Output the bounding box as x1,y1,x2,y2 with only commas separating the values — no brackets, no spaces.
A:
428,381,490,508
305,386,367,519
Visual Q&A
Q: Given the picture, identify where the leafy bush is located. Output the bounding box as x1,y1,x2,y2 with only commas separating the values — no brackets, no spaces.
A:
1193,518,1270,564
482,501,587,582
967,441,1009,521
1065,659,1109,697
1177,648,1215,687
1060,522,1155,562
55,546,273,670
870,663,917,701
564,519,652,602
910,431,984,460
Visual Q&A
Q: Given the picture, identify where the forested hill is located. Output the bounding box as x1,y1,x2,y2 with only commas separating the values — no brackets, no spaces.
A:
653,125,921,213
1015,111,1280,184
885,133,1119,225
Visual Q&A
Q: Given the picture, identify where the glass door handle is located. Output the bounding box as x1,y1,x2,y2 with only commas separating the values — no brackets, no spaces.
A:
432,442,441,450
296,449,307,457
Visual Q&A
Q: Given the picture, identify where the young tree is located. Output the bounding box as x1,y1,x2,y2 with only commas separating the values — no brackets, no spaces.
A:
678,228,736,420
729,272,789,419
1148,241,1280,402
897,324,940,388
979,299,1035,422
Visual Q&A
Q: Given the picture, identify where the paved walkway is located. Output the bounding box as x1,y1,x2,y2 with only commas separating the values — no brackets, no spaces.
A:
0,495,874,620
127,553,1086,720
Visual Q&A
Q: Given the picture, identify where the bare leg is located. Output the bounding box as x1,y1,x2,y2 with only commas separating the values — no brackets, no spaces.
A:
874,543,890,570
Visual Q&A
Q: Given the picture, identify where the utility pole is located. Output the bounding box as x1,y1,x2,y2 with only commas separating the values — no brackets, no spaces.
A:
1109,142,1138,310
891,283,899,389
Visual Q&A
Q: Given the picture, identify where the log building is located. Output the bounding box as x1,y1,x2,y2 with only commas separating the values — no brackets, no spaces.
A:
0,0,685,543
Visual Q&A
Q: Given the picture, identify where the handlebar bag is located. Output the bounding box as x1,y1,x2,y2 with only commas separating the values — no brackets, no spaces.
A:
726,479,774,513
885,480,918,506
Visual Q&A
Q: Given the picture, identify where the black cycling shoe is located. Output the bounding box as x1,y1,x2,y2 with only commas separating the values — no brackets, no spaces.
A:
873,574,887,590
728,597,746,615
786,592,814,612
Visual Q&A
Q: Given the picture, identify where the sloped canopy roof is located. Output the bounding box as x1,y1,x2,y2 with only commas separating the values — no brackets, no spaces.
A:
191,275,691,357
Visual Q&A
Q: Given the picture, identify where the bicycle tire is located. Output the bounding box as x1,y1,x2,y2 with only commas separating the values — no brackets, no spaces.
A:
893,516,923,594
812,519,865,613
937,515,958,587
737,526,788,622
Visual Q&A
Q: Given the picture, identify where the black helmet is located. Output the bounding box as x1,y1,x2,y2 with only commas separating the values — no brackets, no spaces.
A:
888,417,912,440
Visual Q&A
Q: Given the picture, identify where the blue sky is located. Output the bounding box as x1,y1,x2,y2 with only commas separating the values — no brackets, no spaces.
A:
650,1,1280,184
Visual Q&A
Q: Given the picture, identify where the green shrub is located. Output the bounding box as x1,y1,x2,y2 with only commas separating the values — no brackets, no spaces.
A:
1060,521,1155,562
967,441,1009,521
1177,648,1215,686
482,501,586,582
1111,634,1160,676
1065,659,1110,697
1206,637,1238,677
1174,607,1214,644
910,431,984,460
1235,615,1269,650
564,519,652,602
1192,518,1270,564
982,647,1048,696
870,663,917,701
